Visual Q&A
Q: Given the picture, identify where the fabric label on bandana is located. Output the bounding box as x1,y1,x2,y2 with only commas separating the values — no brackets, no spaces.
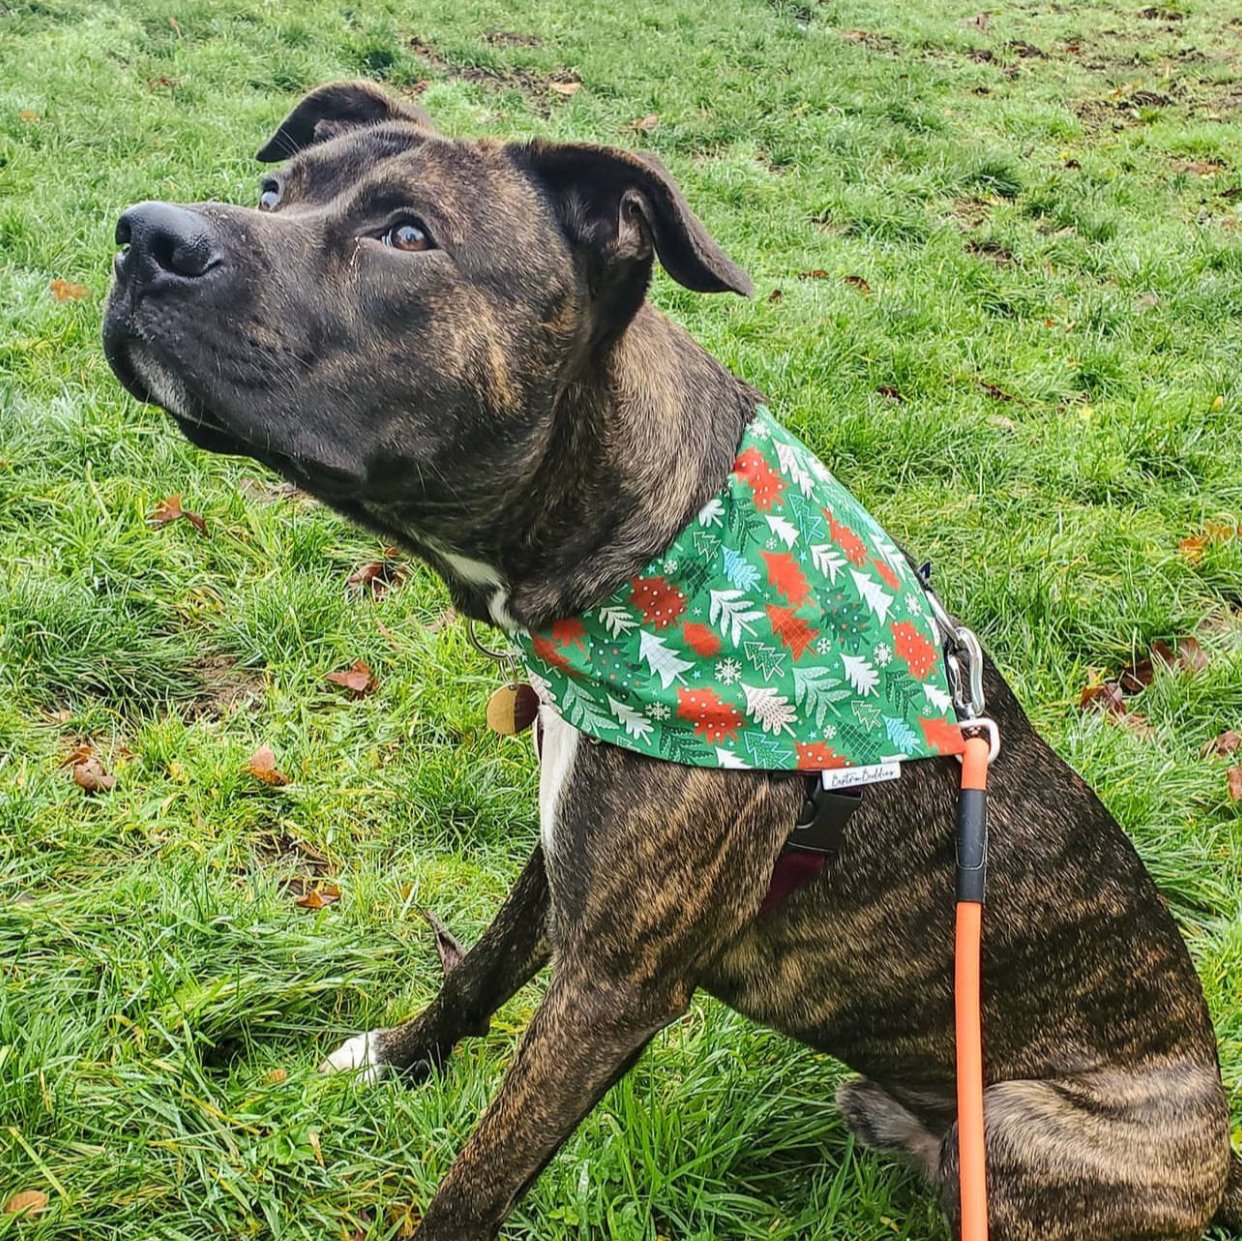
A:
510,406,964,771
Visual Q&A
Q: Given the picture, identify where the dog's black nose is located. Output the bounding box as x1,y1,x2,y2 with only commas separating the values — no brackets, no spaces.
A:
114,201,219,284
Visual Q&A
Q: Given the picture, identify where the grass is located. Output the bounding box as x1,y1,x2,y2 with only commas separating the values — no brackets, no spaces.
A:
1,0,1240,1236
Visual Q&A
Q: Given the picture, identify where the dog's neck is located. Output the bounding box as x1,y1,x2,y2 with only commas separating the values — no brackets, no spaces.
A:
425,303,759,631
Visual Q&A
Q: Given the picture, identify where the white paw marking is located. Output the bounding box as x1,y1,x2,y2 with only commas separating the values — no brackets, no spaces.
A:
320,1031,388,1083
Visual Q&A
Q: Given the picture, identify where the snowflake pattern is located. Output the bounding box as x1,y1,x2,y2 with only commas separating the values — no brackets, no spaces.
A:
512,407,962,772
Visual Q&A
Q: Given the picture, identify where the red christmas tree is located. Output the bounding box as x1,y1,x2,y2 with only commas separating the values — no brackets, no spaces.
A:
826,509,868,566
767,604,819,659
920,715,966,755
551,617,587,649
677,686,743,744
796,741,848,770
531,633,571,672
761,551,812,606
682,621,721,658
629,575,687,630
734,447,787,511
891,620,938,680
870,556,901,591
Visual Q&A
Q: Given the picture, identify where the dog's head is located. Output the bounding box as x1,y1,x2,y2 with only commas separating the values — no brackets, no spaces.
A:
103,81,751,522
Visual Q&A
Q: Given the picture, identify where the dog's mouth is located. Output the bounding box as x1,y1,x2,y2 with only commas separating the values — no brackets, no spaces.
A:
103,315,366,498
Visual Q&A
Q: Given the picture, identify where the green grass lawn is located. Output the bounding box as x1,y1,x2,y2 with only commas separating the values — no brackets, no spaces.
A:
2,0,1240,1236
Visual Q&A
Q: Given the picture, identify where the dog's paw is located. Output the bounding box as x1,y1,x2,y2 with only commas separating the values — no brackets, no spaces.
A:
319,1031,389,1083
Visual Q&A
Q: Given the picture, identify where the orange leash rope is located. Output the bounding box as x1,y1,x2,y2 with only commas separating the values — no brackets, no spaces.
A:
955,733,992,1241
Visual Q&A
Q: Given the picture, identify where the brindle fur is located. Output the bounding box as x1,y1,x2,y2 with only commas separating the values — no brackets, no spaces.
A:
102,82,1240,1241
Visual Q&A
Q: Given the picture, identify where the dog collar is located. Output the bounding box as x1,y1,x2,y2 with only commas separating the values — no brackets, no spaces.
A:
509,406,964,772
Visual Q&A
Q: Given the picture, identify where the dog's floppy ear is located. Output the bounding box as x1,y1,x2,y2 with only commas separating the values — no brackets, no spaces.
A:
519,141,752,297
256,81,435,163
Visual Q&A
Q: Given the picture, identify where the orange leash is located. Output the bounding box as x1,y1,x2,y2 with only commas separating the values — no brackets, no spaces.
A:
956,733,991,1241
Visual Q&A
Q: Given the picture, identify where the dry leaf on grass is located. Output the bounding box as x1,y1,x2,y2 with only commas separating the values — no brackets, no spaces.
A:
768,288,783,303
147,493,207,536
1228,766,1242,802
1202,730,1241,758
420,908,466,974
3,1190,48,1217
295,885,341,910
60,743,115,793
548,79,581,96
50,278,88,301
842,274,872,295
245,745,290,787
797,268,829,280
19,110,39,123
346,558,406,598
326,659,377,697
626,114,659,132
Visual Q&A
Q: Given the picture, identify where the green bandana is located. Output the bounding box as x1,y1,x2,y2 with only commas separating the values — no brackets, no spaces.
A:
510,407,964,772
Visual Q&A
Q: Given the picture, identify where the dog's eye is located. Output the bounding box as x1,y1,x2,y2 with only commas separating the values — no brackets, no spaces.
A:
258,183,281,212
383,220,434,252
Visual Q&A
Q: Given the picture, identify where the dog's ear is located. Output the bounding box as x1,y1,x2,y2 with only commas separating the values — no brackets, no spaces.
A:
256,81,435,163
518,141,752,297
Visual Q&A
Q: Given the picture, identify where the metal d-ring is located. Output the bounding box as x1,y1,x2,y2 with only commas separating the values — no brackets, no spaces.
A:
465,618,513,664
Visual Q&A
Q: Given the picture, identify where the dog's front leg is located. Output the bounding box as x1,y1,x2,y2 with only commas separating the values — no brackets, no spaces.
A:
414,749,792,1240
323,846,551,1082
415,959,685,1240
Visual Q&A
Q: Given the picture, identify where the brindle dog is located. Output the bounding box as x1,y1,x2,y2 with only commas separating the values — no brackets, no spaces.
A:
103,82,1240,1241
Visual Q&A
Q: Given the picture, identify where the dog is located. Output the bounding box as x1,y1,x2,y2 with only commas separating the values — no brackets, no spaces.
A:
103,81,1240,1240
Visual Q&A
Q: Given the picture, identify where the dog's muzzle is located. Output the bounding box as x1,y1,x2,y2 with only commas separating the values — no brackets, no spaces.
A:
112,201,221,291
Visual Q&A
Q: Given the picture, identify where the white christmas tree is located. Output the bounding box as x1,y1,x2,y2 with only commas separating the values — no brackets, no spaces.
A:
638,629,695,688
923,682,954,712
841,653,880,697
765,514,800,548
714,747,751,768
850,568,894,622
598,605,639,638
607,696,655,742
697,496,725,527
708,589,764,646
810,543,846,583
742,684,798,735
775,441,816,496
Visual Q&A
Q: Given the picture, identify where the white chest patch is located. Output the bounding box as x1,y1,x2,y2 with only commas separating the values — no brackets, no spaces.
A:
537,707,579,858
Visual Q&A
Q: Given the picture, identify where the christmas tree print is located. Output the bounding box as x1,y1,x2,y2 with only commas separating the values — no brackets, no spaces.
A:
734,446,786,511
630,576,687,629
677,686,744,744
682,622,721,658
826,510,869,566
742,684,798,735
639,629,694,688
891,620,938,680
767,605,819,658
511,406,962,773
762,551,812,607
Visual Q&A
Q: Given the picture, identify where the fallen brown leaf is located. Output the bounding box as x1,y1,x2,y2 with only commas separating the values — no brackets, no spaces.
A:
1178,534,1207,563
988,414,1016,431
148,494,208,536
1228,766,1242,802
1176,160,1226,176
843,274,872,295
548,79,581,96
1202,730,1241,758
627,114,659,132
427,608,458,633
50,278,88,301
1152,636,1208,673
264,1067,288,1085
980,381,1013,401
1080,681,1128,716
326,659,377,697
3,1190,48,1217
245,745,290,787
966,12,990,30
295,884,341,910
421,908,466,974
767,288,783,303
876,385,904,403
346,558,406,598
73,755,116,793
797,268,829,280
19,110,39,123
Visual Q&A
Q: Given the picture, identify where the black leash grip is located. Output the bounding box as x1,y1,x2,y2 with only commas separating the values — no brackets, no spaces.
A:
955,786,988,905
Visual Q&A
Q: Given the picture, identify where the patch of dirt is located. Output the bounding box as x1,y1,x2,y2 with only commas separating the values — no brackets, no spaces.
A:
837,28,900,54
949,196,993,228
406,32,581,112
966,238,1016,265
485,31,543,47
254,831,334,877
186,655,264,721
1139,6,1184,20
1005,39,1047,58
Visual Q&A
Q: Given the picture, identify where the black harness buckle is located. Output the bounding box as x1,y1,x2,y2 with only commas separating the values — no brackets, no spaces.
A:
788,778,863,856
